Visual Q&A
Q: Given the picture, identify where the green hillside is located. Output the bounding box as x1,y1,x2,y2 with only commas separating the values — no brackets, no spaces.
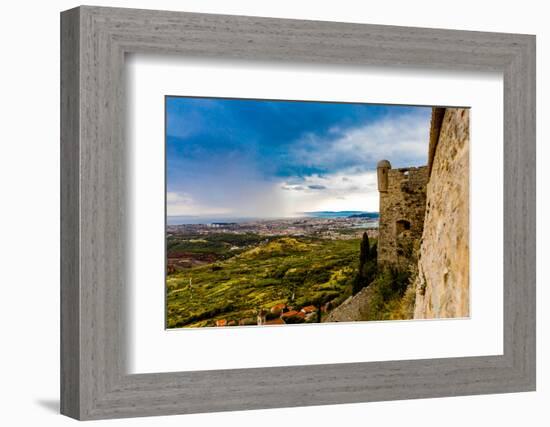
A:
166,235,362,328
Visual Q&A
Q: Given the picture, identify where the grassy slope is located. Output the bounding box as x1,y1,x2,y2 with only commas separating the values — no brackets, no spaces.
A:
167,233,265,258
166,236,360,328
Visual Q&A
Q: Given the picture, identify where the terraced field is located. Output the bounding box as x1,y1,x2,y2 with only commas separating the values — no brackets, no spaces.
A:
166,235,362,328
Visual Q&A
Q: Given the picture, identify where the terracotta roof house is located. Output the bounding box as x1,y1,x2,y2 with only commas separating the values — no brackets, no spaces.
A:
215,319,227,327
270,303,287,315
281,310,306,324
281,310,299,318
301,305,317,314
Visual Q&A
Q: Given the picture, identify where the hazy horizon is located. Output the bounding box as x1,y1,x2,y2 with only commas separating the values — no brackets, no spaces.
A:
167,210,380,225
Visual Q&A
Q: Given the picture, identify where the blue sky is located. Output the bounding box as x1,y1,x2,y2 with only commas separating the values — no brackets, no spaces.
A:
166,96,431,221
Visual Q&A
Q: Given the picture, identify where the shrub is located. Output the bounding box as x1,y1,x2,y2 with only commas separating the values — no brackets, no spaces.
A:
362,266,412,321
256,278,280,288
265,311,280,321
304,268,331,286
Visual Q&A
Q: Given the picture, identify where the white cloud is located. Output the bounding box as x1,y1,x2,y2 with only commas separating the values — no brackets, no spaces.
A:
277,169,379,214
168,168,380,219
290,109,430,170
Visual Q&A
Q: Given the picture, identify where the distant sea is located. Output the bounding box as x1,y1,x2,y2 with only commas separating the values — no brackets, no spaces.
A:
168,216,262,225
167,211,379,225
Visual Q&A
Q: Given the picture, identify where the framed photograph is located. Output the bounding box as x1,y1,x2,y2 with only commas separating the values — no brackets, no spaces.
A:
163,98,467,329
61,6,535,420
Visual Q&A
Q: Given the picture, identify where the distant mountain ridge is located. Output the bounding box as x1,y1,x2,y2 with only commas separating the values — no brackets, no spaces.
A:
347,212,379,219
304,211,379,219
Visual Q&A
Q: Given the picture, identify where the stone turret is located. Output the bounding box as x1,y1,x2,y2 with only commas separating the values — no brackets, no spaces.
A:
377,160,391,192
377,162,428,267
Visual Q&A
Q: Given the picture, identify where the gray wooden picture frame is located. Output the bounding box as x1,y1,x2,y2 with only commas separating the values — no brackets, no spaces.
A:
60,5,536,421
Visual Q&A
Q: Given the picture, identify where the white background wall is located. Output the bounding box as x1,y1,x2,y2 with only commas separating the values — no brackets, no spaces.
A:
0,0,547,425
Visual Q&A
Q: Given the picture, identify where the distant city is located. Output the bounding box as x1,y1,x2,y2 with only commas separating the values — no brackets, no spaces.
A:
167,211,379,240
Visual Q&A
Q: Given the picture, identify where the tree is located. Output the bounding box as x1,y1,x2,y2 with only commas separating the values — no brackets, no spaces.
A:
352,232,377,295
370,241,377,260
359,232,370,269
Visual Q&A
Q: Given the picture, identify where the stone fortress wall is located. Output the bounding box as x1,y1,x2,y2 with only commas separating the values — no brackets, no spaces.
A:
376,162,429,267
413,108,470,319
